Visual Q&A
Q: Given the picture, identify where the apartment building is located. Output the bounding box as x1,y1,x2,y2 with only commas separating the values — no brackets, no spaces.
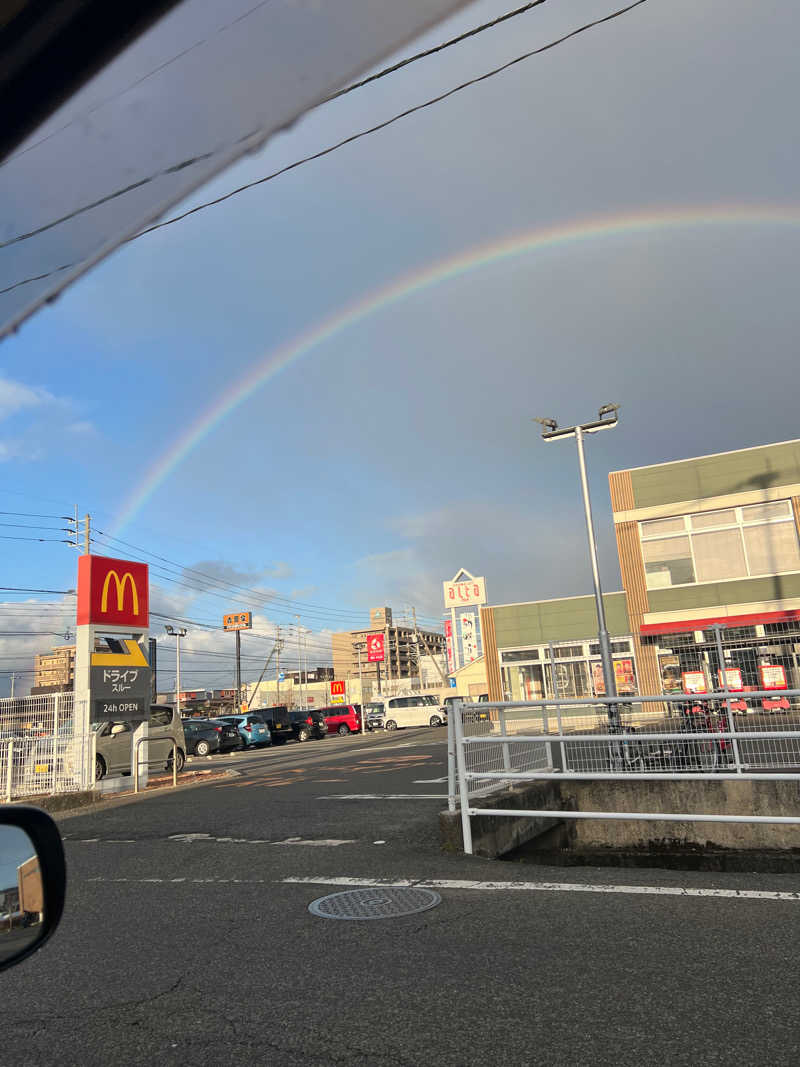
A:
331,606,446,683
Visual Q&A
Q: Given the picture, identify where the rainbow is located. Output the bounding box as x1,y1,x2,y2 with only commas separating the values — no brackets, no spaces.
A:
114,203,800,533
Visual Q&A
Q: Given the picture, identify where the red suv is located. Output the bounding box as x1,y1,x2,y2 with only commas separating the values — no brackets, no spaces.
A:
321,703,361,736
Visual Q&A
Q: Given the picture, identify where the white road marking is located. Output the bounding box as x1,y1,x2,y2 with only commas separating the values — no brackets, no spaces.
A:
280,876,800,902
81,874,800,901
413,777,448,783
317,793,447,800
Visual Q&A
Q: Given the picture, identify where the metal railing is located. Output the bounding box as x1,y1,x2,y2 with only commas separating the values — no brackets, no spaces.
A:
133,736,178,793
449,694,800,855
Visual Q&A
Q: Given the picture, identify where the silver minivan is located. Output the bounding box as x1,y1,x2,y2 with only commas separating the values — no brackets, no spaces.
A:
93,705,186,780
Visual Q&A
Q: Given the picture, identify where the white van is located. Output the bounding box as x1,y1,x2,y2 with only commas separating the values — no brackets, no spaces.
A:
376,695,444,731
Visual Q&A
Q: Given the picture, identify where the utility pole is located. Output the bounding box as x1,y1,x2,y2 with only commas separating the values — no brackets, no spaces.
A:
412,607,423,690
148,638,157,702
247,638,283,710
275,626,281,705
295,615,301,711
83,513,91,555
535,404,620,726
418,629,449,686
357,645,365,731
384,622,391,687
10,672,15,698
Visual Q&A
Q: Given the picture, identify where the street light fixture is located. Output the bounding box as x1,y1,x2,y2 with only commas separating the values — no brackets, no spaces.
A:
164,625,188,716
534,405,620,725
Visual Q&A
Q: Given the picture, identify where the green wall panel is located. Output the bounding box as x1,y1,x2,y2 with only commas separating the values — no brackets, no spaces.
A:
493,592,630,647
648,573,800,614
630,442,800,509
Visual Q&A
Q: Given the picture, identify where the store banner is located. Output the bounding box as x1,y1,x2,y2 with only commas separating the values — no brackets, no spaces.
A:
460,613,479,663
592,658,636,696
444,620,455,673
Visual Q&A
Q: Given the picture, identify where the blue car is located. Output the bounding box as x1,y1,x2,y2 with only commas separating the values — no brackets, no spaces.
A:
218,713,271,749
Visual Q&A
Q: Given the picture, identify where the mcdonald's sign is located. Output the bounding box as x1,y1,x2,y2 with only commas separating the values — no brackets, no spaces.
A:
77,554,149,627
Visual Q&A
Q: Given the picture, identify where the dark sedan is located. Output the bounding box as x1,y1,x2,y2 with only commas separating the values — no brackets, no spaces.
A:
206,718,242,752
182,719,221,757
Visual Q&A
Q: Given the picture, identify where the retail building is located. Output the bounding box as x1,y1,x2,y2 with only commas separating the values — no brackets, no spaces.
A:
483,438,800,701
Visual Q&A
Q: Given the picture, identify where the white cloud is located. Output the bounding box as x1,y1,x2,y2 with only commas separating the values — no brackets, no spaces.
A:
0,376,55,421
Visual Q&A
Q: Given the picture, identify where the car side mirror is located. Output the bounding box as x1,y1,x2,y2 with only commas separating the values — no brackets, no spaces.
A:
110,723,128,736
0,806,66,973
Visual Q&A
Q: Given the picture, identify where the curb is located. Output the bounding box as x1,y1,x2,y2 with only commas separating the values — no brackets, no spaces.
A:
12,768,238,819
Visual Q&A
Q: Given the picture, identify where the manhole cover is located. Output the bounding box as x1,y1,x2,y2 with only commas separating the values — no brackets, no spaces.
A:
308,886,441,920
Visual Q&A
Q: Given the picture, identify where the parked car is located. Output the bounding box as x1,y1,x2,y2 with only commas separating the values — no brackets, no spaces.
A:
288,709,327,742
182,719,221,757
205,718,242,752
254,705,294,745
217,713,271,748
388,695,444,730
364,702,386,731
319,704,362,736
93,705,186,780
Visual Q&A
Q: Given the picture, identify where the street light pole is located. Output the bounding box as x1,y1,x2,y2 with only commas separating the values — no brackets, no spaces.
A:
164,625,188,716
535,405,620,725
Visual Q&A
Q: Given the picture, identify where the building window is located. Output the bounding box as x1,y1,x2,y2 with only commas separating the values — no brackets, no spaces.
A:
501,649,540,663
640,500,800,590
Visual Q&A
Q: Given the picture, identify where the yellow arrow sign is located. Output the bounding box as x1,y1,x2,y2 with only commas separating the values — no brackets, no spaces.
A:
91,640,148,668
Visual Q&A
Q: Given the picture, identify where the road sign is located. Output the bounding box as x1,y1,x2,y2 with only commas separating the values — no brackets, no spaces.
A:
449,678,457,688
90,637,151,722
223,612,252,631
77,554,149,628
279,671,285,682
367,634,385,662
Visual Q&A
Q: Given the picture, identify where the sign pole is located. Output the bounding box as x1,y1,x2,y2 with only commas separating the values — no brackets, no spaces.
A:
235,630,242,711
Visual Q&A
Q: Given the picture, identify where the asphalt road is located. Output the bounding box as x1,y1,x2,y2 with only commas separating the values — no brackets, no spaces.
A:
4,726,800,1066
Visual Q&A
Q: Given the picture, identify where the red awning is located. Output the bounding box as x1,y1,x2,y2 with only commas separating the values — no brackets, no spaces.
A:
640,608,800,636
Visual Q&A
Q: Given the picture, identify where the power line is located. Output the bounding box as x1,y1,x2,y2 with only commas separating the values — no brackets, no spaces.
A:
0,535,71,543
0,587,75,594
0,511,70,520
93,530,442,627
0,0,549,254
0,0,650,296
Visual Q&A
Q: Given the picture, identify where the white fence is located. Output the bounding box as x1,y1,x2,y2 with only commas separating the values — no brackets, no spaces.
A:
0,692,91,800
449,694,800,855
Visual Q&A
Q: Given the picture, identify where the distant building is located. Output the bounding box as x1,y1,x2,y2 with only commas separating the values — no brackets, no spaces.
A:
282,667,334,685
331,607,445,684
31,645,75,694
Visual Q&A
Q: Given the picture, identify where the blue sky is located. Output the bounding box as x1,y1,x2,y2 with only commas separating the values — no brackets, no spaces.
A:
2,0,800,692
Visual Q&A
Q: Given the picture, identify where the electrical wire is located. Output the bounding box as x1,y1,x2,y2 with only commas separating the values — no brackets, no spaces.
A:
0,587,75,594
0,511,71,520
0,0,650,295
0,535,71,543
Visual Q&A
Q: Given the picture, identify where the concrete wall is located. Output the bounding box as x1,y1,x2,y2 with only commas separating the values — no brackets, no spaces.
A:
441,778,800,858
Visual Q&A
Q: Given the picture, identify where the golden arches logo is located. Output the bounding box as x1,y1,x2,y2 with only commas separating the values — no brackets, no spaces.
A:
100,570,140,616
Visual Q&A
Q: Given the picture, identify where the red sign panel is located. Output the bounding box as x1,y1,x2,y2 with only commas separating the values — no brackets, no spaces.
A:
330,680,345,696
760,664,787,690
444,620,455,673
77,554,149,628
682,670,707,694
367,634,385,662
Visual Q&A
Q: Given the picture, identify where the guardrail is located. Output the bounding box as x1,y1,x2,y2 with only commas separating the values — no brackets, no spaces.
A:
133,736,178,793
449,694,800,855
